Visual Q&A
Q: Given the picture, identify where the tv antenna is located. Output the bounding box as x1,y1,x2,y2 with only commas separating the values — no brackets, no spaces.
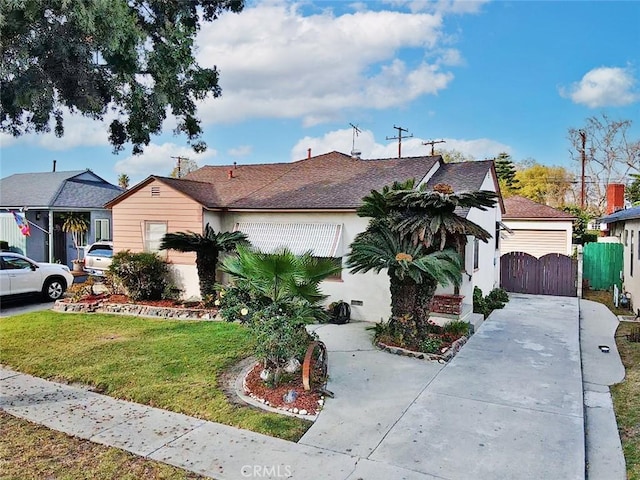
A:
422,139,446,156
386,125,413,158
349,123,362,157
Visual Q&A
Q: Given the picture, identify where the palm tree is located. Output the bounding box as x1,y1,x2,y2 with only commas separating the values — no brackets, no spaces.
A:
348,181,498,345
160,224,248,298
118,174,130,190
61,213,89,263
221,245,342,307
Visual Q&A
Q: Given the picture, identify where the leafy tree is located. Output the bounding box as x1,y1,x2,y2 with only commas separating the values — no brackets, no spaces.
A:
437,149,475,164
347,181,497,346
1,1,244,154
561,205,593,245
169,158,199,178
494,152,519,196
118,174,130,190
513,163,575,207
626,174,640,205
568,114,640,212
160,224,248,298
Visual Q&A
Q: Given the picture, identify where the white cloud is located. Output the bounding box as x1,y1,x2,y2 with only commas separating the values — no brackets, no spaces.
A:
561,66,639,108
195,2,459,126
228,145,253,157
114,143,217,181
290,128,510,161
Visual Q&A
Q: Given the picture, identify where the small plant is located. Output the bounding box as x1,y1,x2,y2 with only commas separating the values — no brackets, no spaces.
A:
66,277,98,302
61,213,89,262
420,336,444,354
443,320,470,337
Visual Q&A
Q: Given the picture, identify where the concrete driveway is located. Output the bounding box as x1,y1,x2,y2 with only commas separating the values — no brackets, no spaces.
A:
305,294,585,479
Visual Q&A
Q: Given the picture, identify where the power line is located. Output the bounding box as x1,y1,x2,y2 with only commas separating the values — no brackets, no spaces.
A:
422,139,446,156
386,125,412,158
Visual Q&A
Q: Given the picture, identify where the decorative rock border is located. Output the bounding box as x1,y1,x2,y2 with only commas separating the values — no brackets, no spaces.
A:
53,299,219,321
376,335,468,363
233,361,319,421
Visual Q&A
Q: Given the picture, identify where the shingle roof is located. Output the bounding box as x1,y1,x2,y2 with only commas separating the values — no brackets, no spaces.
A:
0,169,122,209
502,195,575,220
184,151,441,210
600,206,640,223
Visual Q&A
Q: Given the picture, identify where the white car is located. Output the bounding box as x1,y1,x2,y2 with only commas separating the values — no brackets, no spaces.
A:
0,252,75,301
83,241,113,276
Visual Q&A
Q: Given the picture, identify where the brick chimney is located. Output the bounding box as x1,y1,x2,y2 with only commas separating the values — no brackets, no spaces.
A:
606,183,625,215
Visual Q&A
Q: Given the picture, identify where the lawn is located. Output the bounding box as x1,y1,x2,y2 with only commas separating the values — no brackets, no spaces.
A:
584,289,640,479
0,311,310,441
0,411,205,480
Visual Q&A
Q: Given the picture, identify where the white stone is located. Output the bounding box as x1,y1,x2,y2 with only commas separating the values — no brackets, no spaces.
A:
284,358,301,373
299,409,307,415
293,408,299,414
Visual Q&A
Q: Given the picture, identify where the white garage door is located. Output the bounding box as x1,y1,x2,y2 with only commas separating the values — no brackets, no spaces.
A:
501,229,569,258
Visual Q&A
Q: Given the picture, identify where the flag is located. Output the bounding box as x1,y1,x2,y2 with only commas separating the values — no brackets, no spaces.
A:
12,211,30,236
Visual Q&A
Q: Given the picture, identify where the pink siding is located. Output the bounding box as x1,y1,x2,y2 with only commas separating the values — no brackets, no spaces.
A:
112,179,201,265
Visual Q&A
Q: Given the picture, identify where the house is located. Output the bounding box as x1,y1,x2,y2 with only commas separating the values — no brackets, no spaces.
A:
500,195,575,257
0,169,122,266
105,151,504,321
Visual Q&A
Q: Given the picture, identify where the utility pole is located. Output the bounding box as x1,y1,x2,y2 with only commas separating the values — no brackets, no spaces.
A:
386,125,413,158
422,139,446,156
170,156,189,178
579,130,586,209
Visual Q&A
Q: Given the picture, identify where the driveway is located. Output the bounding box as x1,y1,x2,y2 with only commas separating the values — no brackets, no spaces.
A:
305,293,585,479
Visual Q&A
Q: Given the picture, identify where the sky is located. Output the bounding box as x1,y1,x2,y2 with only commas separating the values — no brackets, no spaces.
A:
1,0,639,187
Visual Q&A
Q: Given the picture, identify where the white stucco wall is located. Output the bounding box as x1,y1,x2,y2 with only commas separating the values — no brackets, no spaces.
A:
221,211,392,322
612,219,640,310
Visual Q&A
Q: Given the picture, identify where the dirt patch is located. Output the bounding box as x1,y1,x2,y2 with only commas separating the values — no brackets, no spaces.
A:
69,293,208,309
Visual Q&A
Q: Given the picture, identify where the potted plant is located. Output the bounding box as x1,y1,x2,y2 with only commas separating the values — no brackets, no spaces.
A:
61,213,89,271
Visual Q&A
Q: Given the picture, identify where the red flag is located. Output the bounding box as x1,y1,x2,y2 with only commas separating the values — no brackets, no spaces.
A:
12,211,30,236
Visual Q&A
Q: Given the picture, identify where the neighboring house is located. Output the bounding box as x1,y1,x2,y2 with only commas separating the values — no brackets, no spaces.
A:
599,206,640,308
500,195,575,257
0,169,122,267
106,151,504,321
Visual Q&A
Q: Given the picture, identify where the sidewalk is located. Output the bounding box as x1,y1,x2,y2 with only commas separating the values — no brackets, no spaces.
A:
0,294,620,479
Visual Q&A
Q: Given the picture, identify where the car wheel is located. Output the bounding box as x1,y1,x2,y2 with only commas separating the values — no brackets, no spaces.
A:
42,278,65,301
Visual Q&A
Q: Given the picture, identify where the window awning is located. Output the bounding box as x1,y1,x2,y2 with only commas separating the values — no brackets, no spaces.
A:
234,222,343,257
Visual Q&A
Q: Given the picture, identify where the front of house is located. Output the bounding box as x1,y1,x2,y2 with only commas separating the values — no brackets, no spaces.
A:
106,151,504,321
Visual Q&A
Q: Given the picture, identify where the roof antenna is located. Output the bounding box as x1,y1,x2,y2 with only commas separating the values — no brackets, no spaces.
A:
422,139,446,156
349,123,362,159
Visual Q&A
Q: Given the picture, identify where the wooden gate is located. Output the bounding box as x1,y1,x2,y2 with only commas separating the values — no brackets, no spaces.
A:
500,252,577,297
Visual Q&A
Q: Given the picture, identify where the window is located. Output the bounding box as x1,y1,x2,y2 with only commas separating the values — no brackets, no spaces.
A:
144,221,167,253
78,230,89,248
625,230,629,246
631,231,635,277
473,238,480,270
94,219,110,241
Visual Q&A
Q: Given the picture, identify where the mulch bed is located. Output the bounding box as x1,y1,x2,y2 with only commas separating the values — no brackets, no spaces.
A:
243,362,323,416
67,293,209,309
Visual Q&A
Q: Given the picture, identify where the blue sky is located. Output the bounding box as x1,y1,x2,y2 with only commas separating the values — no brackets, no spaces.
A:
1,0,639,187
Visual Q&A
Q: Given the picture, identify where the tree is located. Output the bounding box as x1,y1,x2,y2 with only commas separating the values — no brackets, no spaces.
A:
61,213,89,263
437,149,476,164
568,114,640,212
347,181,497,345
513,163,575,208
494,152,519,196
1,1,244,155
160,224,248,298
561,206,593,245
169,158,199,178
118,174,130,190
626,174,640,205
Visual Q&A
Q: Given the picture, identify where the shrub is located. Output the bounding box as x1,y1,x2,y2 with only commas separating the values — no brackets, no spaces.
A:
108,250,178,301
420,335,444,354
442,320,470,337
473,286,509,319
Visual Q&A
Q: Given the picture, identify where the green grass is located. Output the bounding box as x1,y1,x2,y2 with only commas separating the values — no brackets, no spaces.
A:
611,322,640,480
0,311,309,441
0,411,206,480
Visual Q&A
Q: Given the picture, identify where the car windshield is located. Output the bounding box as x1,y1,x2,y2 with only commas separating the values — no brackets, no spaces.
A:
87,246,113,257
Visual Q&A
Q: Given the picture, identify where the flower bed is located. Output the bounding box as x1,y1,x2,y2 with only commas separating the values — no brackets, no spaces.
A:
377,335,468,362
53,294,219,320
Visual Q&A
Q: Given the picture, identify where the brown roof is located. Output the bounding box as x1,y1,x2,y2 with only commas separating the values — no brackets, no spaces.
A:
107,151,501,212
184,151,441,210
502,195,575,220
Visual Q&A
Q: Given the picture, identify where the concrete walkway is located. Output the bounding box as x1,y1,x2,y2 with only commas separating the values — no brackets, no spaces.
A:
0,294,624,479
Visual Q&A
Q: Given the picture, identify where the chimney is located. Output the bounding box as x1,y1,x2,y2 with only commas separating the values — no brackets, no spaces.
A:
606,183,625,215
52,160,57,172
228,169,234,179
307,148,311,159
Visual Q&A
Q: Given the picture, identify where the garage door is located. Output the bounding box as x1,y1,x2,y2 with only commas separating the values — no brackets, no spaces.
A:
501,229,568,258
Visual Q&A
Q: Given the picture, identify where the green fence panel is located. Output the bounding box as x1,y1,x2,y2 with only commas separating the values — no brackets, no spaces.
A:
583,242,623,291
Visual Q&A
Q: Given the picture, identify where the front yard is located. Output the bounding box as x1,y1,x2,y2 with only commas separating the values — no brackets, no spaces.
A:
0,311,310,441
